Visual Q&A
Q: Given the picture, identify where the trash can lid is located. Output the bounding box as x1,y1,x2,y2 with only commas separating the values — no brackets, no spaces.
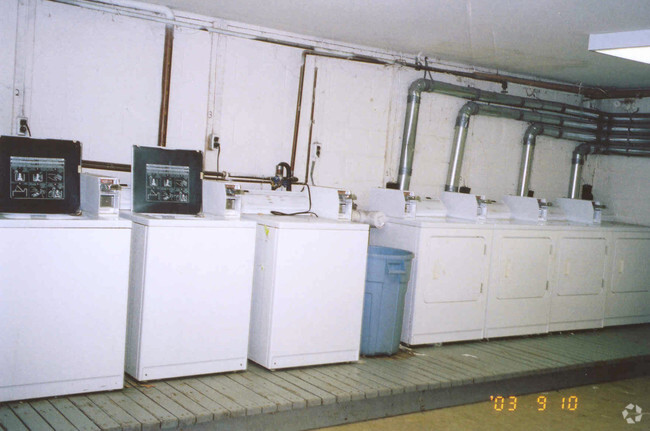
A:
368,245,414,260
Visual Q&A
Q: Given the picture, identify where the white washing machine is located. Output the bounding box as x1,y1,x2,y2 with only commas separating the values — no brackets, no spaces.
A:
0,213,131,402
242,189,369,369
122,212,256,381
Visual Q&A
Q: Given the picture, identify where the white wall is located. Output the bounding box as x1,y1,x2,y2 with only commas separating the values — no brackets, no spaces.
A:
0,0,18,134
584,97,650,225
28,0,163,163
215,37,303,176
2,1,648,224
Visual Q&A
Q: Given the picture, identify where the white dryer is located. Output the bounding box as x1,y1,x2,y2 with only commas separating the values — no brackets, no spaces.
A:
369,188,492,345
0,214,131,402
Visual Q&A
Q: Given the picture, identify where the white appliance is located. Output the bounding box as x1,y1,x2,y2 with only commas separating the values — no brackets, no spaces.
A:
80,173,121,216
369,188,492,345
0,214,131,402
371,215,492,345
203,181,243,218
485,226,555,338
242,189,310,215
549,228,609,332
604,224,650,326
503,195,549,223
441,191,511,221
309,186,354,220
122,212,256,381
555,198,606,224
368,188,417,218
243,190,369,369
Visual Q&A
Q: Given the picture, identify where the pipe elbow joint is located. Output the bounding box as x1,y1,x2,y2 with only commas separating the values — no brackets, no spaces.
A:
571,143,593,164
409,78,431,96
574,142,593,156
460,102,480,116
455,102,479,128
525,123,544,137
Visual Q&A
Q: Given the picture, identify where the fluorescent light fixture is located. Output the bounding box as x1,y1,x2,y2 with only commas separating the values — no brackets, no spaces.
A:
589,30,650,64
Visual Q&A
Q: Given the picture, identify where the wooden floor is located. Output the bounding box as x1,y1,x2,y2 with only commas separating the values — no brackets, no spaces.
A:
2,325,650,431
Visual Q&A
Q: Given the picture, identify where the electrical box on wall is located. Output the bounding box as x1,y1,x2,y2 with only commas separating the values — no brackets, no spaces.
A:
208,134,220,151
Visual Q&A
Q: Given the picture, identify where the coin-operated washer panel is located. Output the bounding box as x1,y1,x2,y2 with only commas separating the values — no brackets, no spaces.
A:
203,181,243,218
81,173,121,216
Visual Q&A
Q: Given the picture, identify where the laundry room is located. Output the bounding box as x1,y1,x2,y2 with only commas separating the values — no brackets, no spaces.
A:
1,1,649,430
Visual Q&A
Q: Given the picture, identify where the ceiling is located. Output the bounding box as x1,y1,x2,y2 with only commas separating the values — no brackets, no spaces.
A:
141,0,650,90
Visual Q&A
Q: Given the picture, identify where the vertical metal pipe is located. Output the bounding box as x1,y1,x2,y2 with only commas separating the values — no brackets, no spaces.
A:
568,149,587,199
397,93,421,190
445,102,478,192
290,54,307,172
516,124,543,196
157,24,174,147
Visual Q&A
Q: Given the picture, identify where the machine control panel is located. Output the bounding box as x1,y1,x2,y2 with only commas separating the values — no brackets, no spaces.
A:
10,156,65,200
555,198,606,224
309,186,354,220
203,181,242,217
368,188,417,218
80,173,121,215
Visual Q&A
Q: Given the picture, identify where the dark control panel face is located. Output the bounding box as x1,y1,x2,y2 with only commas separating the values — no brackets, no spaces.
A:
145,164,190,203
10,156,65,200
132,145,202,214
0,136,81,214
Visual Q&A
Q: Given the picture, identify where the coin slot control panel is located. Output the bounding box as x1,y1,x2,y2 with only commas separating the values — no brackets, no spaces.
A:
81,173,121,215
203,181,243,218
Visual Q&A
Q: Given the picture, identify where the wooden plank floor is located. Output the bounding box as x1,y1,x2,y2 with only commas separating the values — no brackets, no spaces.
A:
2,325,650,431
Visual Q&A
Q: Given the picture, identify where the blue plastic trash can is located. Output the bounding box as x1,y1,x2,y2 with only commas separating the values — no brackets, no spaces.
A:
360,245,414,356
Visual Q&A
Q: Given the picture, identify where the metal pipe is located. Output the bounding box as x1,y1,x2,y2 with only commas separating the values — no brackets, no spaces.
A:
517,124,543,196
396,78,612,190
440,100,650,199
568,148,586,199
568,143,650,198
81,159,132,172
410,78,603,120
157,24,174,147
397,90,421,190
290,54,307,172
444,102,479,191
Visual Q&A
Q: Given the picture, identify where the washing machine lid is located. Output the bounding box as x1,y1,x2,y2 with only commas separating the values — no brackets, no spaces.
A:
0,212,130,228
243,214,369,231
121,210,256,227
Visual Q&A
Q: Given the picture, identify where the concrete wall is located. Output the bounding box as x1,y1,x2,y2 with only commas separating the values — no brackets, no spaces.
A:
1,0,648,223
584,97,650,225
